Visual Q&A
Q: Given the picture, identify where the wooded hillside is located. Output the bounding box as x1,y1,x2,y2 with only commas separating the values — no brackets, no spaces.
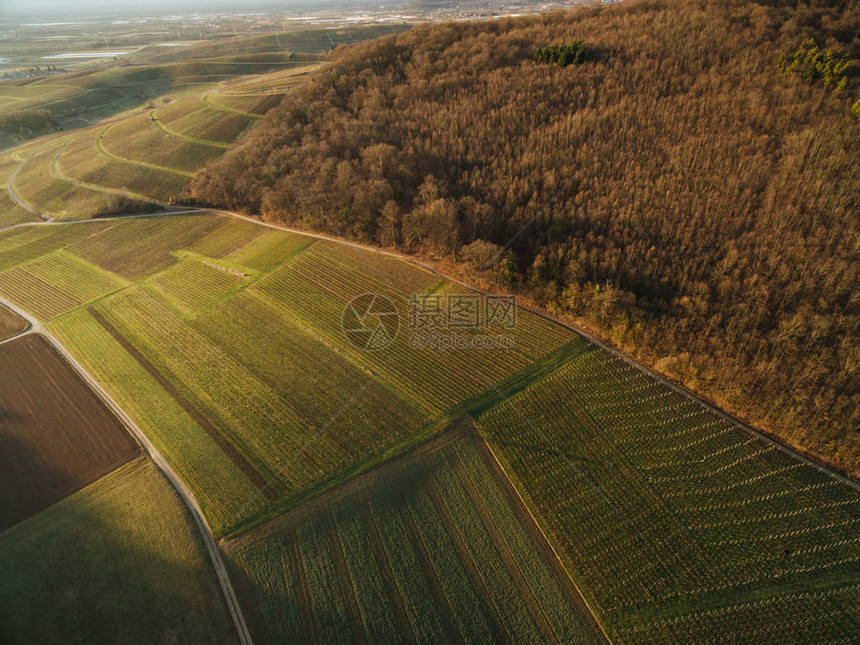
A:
190,0,860,476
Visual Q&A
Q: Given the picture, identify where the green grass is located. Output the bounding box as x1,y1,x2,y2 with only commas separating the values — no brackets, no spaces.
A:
0,458,239,644
223,429,602,644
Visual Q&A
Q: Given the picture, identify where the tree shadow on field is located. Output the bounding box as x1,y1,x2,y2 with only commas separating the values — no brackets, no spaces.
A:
0,459,238,645
0,430,78,533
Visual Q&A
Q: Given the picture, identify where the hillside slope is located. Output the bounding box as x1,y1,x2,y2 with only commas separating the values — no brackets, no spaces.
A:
191,0,859,477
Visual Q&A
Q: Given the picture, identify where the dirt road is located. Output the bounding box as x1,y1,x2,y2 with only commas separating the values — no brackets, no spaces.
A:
0,296,254,645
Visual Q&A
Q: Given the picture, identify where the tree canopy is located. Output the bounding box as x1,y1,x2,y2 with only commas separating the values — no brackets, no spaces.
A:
190,0,860,477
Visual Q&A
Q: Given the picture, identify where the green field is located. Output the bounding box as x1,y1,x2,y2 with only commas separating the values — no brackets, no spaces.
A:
477,347,860,642
224,427,604,644
0,213,568,537
0,458,238,644
0,211,856,642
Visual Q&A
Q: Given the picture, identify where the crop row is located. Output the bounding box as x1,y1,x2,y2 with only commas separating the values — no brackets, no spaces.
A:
205,92,283,116
47,307,267,535
148,258,247,314
225,432,601,643
155,101,254,145
67,214,222,280
12,136,119,219
477,348,860,641
189,289,429,455
57,129,188,203
100,115,224,175
252,265,538,415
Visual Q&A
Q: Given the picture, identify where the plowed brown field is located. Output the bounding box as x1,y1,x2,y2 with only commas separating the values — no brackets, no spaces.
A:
0,334,140,532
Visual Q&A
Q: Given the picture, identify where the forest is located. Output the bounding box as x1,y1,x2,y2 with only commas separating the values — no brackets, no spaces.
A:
189,0,860,476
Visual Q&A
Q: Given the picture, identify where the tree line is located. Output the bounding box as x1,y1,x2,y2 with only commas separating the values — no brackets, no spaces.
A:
189,0,860,477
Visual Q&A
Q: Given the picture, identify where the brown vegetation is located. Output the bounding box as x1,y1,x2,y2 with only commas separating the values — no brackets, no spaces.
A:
191,0,859,476
0,334,140,532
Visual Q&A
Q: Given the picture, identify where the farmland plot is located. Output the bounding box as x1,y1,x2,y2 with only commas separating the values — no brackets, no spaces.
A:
0,250,127,322
11,137,127,218
154,101,254,146
100,114,224,174
57,130,188,203
223,427,605,644
0,334,140,532
0,458,238,644
0,216,577,538
477,348,860,643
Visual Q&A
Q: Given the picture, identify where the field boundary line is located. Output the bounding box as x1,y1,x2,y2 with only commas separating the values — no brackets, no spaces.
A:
203,93,263,118
51,134,172,207
467,424,613,644
96,124,195,178
207,209,859,493
0,296,254,645
150,110,231,149
6,139,55,223
447,445,561,644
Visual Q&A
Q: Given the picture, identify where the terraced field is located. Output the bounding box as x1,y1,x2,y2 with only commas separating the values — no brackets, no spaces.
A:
0,63,315,219
0,458,238,644
224,426,605,644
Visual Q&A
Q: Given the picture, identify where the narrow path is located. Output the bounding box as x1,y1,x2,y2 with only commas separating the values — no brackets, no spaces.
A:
6,141,54,222
7,200,857,495
50,134,171,207
3,184,857,645
0,297,254,645
203,93,262,119
95,124,195,178
150,111,230,149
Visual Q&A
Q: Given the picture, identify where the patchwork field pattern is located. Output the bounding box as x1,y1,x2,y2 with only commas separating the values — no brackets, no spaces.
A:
224,427,605,644
0,213,574,538
478,347,860,643
0,211,857,644
0,458,239,644
0,334,140,532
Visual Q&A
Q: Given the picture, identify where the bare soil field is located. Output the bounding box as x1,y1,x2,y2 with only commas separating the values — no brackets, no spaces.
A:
0,304,26,341
0,334,140,532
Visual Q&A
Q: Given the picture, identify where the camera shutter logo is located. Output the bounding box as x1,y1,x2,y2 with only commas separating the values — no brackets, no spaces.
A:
341,293,400,351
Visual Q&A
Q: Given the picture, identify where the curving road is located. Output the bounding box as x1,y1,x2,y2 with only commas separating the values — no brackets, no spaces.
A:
6,142,54,222
0,296,254,645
